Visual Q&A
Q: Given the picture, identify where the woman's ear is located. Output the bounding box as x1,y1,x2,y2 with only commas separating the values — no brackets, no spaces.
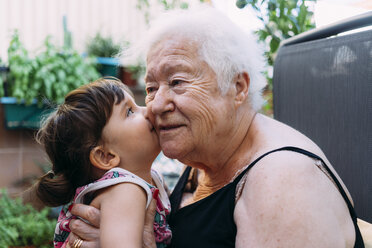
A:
90,146,120,170
234,72,250,106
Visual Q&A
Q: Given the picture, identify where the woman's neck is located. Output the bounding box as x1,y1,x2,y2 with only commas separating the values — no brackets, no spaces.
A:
188,112,260,202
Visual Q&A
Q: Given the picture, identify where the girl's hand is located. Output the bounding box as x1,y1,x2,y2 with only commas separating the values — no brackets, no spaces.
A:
68,204,101,248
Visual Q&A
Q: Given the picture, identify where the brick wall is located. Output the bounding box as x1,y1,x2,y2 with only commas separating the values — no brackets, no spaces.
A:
0,104,48,195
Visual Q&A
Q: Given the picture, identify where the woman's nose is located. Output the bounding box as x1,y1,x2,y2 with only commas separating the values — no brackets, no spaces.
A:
150,86,175,115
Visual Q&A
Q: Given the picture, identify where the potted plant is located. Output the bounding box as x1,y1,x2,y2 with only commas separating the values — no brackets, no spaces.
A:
0,190,56,248
85,33,122,78
120,59,145,87
0,31,100,129
85,33,144,86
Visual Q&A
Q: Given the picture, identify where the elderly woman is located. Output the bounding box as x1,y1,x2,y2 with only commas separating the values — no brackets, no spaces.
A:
67,7,364,248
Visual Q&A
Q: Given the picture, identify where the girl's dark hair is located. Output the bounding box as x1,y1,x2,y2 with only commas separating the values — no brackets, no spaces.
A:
35,78,130,207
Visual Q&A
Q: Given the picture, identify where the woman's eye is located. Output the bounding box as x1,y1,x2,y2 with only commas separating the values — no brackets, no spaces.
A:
146,86,156,95
171,80,182,86
127,107,134,117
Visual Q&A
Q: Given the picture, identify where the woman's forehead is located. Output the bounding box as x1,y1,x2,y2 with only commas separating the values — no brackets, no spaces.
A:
148,36,199,60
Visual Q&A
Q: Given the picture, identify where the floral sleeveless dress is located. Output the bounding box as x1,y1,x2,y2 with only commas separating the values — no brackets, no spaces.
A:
54,168,172,248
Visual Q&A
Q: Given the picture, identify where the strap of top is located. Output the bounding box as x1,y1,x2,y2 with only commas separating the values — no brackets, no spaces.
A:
170,147,363,247
233,146,355,217
174,146,357,216
169,166,192,215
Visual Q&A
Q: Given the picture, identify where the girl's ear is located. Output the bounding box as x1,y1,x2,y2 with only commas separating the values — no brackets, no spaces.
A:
90,146,120,170
234,72,250,107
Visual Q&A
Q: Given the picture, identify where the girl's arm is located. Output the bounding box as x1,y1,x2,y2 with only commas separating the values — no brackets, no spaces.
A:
68,200,158,248
94,182,147,248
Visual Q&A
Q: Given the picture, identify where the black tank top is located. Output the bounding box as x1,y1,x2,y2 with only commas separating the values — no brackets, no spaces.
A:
168,147,364,247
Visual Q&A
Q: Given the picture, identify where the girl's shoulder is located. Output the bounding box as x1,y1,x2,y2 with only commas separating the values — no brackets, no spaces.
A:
74,168,153,207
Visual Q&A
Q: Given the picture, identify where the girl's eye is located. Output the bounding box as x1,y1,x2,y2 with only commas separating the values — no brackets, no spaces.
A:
127,107,134,117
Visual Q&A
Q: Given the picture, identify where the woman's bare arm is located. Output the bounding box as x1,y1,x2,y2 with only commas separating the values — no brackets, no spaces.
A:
234,152,355,247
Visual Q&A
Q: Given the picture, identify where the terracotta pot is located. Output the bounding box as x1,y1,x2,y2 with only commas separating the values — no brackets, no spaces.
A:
119,67,137,87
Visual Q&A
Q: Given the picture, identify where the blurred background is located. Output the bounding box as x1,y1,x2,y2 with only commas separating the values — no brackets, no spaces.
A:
0,0,371,246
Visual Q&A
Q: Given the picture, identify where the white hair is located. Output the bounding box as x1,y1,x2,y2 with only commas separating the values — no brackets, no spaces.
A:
122,6,267,111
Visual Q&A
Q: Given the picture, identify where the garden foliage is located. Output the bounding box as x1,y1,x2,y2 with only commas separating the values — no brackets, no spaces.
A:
4,31,100,106
236,0,316,87
0,190,56,248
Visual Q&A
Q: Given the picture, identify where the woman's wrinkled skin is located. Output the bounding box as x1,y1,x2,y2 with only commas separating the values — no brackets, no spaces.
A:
144,37,257,204
145,37,237,165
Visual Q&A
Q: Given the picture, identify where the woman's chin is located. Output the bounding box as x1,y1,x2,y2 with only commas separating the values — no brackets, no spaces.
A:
161,147,185,160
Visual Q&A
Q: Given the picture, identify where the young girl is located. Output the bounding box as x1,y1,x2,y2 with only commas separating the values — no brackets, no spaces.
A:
35,78,171,248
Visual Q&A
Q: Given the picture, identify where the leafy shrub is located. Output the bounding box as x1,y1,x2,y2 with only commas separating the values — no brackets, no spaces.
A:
4,31,100,105
236,0,315,87
0,190,56,248
86,33,123,58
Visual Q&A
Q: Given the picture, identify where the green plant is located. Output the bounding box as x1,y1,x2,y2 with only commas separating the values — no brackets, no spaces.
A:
0,190,56,248
236,0,316,88
86,33,123,58
235,0,316,115
4,31,100,105
136,0,206,24
125,60,146,81
0,58,6,97
63,16,72,50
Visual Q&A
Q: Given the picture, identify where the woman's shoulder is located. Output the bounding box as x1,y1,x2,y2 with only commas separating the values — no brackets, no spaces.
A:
234,143,355,247
254,114,328,160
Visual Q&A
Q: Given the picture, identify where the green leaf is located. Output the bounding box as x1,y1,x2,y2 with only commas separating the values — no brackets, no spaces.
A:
256,29,270,42
268,1,276,11
6,30,99,106
180,2,189,9
0,190,55,246
236,0,247,9
239,0,316,92
269,37,280,54
0,76,4,97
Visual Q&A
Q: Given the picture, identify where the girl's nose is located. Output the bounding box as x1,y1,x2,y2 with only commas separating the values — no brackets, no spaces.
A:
138,106,146,115
143,105,155,125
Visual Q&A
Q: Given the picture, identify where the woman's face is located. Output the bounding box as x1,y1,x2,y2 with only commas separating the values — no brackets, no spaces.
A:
144,37,236,162
102,91,160,167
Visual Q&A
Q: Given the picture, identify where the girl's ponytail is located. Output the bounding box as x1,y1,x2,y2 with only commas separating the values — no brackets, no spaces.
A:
35,171,75,207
